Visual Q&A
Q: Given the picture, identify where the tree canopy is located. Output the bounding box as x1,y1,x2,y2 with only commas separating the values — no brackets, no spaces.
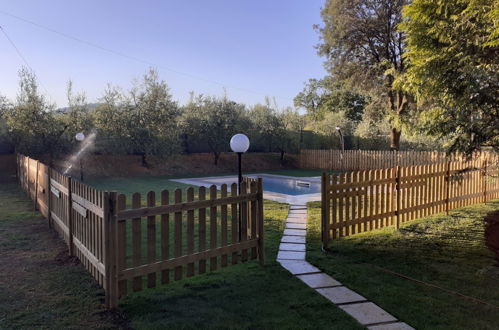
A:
314,0,412,150
399,0,498,154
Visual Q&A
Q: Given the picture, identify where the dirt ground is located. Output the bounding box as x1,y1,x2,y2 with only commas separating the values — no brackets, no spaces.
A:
54,152,297,179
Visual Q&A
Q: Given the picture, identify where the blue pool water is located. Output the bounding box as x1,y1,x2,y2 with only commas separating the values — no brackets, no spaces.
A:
257,176,321,195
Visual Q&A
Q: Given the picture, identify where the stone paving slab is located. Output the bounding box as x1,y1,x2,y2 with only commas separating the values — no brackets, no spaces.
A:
277,204,411,329
286,218,307,224
278,260,321,275
340,302,397,326
283,229,307,236
279,243,306,251
368,322,415,330
277,251,306,260
281,235,306,244
286,223,307,230
288,210,307,214
316,286,367,305
297,273,342,288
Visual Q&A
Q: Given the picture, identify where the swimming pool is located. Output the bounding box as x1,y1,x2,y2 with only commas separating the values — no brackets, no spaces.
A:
171,174,322,203
253,175,320,195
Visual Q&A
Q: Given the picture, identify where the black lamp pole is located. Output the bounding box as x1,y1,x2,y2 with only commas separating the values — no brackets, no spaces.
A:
237,151,243,241
237,152,243,193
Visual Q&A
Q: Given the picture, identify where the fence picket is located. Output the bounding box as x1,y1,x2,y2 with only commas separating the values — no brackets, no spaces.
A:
321,157,499,247
160,190,170,284
187,187,195,277
147,191,156,288
198,186,207,273
174,189,183,280
132,193,142,291
209,185,218,271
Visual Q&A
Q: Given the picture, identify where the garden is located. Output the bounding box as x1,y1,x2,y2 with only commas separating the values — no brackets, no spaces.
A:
1,0,498,329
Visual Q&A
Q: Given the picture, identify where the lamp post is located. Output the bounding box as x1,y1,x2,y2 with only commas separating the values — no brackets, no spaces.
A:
335,127,344,170
75,132,85,181
230,133,250,242
230,133,250,193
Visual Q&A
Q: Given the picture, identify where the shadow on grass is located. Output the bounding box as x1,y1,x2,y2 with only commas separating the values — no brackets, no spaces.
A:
307,200,499,330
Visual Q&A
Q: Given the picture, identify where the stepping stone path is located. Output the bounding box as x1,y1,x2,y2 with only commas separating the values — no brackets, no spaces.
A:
277,204,414,330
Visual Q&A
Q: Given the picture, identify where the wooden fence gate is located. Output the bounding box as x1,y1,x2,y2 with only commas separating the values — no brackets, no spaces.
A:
321,159,499,248
16,154,265,309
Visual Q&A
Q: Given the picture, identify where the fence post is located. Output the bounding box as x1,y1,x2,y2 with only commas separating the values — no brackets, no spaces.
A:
483,158,488,203
67,176,74,256
47,167,52,229
105,191,118,309
15,154,18,180
445,161,450,215
34,160,39,211
257,178,265,266
27,158,31,198
321,173,329,249
395,166,401,229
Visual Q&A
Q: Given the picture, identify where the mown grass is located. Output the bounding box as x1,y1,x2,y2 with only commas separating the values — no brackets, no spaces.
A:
115,198,362,329
2,172,365,329
0,181,122,329
307,200,499,330
87,175,363,329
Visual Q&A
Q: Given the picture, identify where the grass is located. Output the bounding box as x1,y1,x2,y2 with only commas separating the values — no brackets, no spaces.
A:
307,199,499,330
0,181,123,329
116,198,362,329
1,173,364,329
90,176,363,329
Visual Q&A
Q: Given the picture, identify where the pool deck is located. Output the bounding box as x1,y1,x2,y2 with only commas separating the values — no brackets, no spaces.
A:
170,173,322,204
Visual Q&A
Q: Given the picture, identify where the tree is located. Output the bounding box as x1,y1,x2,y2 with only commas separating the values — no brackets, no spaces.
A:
313,111,354,149
181,95,245,165
94,69,180,166
248,101,284,152
60,81,93,144
294,77,366,122
316,0,412,150
93,84,130,154
128,68,180,166
399,0,498,154
274,108,305,161
5,68,66,163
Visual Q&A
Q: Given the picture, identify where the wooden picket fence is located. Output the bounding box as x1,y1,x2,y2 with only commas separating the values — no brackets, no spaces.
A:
321,158,499,248
299,149,489,171
16,154,264,309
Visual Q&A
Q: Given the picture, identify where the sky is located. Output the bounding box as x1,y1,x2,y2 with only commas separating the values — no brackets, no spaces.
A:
0,0,327,110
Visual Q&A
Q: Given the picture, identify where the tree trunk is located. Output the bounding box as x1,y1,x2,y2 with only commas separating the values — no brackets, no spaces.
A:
140,153,149,168
390,128,401,151
213,152,220,166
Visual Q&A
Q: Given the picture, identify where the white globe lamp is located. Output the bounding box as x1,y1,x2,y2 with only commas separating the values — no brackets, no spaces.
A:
75,132,85,142
230,134,250,153
230,133,250,193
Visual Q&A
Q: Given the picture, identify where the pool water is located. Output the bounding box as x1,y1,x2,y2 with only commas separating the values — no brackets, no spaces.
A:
250,175,321,196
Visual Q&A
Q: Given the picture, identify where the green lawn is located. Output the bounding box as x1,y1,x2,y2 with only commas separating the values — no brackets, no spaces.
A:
90,176,362,329
1,174,364,329
307,200,499,330
0,182,122,329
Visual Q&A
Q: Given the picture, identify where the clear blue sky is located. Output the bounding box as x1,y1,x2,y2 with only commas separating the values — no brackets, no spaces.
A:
0,0,326,109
